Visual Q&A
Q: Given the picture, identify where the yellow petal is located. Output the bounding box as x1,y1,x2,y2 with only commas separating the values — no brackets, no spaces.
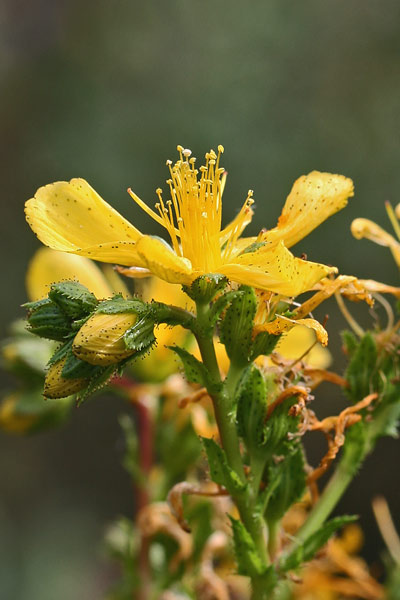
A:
257,315,328,346
293,275,372,319
101,265,131,297
351,218,400,267
135,235,194,285
228,236,258,258
25,178,145,265
265,172,354,248
358,279,400,299
26,247,113,301
221,240,336,296
73,312,138,365
276,325,331,368
219,205,254,246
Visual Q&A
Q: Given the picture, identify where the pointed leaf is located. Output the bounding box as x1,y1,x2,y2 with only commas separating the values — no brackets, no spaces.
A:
236,365,267,452
202,437,246,494
168,346,209,386
281,515,358,572
229,517,264,576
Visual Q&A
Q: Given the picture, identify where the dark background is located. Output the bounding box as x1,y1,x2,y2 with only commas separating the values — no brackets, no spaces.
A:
1,1,400,598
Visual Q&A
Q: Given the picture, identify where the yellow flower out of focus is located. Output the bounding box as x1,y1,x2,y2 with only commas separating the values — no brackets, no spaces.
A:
25,145,354,296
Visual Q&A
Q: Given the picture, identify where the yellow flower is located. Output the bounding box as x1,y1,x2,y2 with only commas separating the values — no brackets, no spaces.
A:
351,215,400,267
26,247,116,301
25,146,354,296
275,324,331,369
0,394,37,433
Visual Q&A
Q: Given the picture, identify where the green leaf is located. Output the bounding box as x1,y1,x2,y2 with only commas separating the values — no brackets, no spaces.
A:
76,365,116,404
96,297,146,315
281,515,358,572
47,340,73,367
124,317,156,352
208,290,244,330
61,349,100,380
263,393,300,455
49,281,98,318
168,346,209,386
236,365,267,452
202,437,246,494
229,517,264,576
265,445,306,522
250,330,281,360
220,285,257,366
341,330,358,358
345,332,379,403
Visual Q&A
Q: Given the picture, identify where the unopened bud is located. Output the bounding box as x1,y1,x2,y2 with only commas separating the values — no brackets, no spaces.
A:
72,312,139,365
27,300,71,341
44,357,89,399
48,281,98,318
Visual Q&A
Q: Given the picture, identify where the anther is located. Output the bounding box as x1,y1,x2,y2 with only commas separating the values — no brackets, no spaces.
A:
218,144,224,153
166,160,172,166
182,148,192,158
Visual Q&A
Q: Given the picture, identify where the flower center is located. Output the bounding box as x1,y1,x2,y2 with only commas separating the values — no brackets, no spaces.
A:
128,145,254,273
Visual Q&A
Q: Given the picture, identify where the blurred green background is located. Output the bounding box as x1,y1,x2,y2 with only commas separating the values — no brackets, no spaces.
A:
1,1,400,597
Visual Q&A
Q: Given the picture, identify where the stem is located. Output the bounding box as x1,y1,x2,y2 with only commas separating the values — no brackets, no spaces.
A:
195,302,246,481
295,457,354,543
267,519,281,560
194,300,270,573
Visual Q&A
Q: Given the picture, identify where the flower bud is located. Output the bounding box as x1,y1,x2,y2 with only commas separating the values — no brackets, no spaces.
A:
44,357,89,399
48,281,98,318
27,300,71,341
72,313,139,365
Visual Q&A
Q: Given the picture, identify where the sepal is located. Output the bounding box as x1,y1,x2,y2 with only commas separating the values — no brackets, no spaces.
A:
183,274,227,303
48,281,98,318
236,365,267,453
220,285,257,366
27,300,72,341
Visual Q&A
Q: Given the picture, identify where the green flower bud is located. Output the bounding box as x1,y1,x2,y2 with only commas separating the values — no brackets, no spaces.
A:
27,300,71,341
48,281,98,318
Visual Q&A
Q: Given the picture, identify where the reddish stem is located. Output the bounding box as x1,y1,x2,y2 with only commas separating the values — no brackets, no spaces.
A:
133,394,153,600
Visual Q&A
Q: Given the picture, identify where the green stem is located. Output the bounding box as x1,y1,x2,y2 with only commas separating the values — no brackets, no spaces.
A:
195,302,246,481
296,401,400,546
295,457,354,544
194,301,270,572
267,519,281,560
